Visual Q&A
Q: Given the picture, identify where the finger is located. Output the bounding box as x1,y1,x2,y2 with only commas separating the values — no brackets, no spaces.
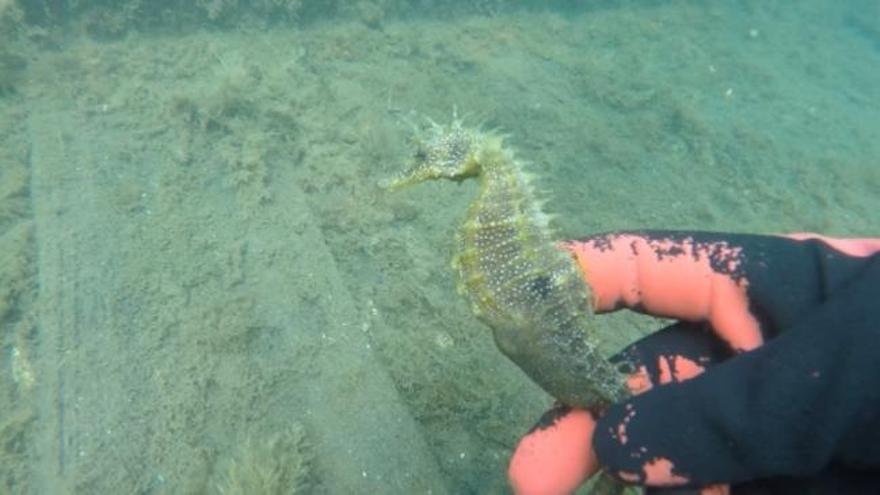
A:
562,232,762,352
507,408,714,495
612,321,733,396
508,323,730,494
784,233,880,257
509,405,598,495
593,260,880,486
563,231,878,353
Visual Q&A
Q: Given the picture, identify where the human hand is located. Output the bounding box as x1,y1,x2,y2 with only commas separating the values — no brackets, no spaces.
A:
508,231,880,494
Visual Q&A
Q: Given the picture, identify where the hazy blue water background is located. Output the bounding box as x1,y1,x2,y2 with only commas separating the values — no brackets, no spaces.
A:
0,1,877,493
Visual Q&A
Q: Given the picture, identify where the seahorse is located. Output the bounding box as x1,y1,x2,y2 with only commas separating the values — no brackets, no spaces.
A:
385,116,628,410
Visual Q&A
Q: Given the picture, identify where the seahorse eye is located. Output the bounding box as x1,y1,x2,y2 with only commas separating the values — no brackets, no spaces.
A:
413,147,426,162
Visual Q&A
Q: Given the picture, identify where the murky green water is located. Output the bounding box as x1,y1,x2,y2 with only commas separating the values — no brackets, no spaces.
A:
0,1,877,493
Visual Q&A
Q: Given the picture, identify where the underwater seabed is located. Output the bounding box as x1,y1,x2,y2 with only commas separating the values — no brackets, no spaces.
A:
0,0,878,493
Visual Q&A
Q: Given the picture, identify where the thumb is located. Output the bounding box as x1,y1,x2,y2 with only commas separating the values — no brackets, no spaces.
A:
509,406,599,495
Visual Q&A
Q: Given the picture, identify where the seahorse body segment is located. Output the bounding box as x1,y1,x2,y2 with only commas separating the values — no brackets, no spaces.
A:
386,118,627,409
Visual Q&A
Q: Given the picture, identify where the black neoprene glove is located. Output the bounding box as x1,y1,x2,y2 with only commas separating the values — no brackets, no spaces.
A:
510,232,880,494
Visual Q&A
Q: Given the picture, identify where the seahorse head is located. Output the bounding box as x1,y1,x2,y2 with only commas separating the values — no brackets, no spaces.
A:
382,118,481,191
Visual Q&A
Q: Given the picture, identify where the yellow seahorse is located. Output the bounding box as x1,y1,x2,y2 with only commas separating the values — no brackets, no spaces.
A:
385,116,628,410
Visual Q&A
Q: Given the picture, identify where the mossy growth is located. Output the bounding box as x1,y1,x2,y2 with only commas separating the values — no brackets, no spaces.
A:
214,424,313,495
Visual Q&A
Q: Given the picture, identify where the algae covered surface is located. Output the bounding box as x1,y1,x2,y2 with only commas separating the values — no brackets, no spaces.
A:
0,1,878,493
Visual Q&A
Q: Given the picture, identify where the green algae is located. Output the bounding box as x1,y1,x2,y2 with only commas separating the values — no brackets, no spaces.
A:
214,426,313,495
